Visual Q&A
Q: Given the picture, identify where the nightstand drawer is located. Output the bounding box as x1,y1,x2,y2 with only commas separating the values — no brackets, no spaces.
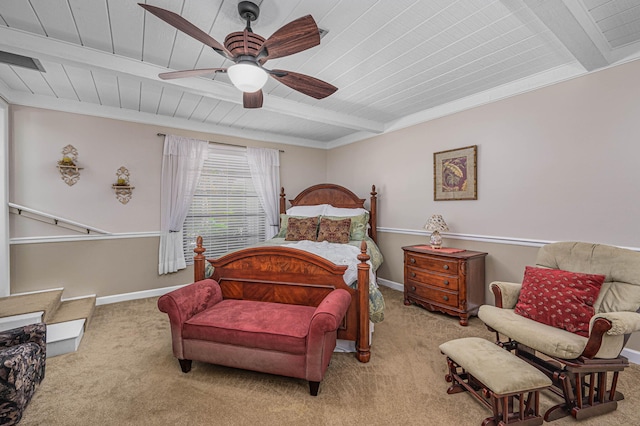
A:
405,254,459,275
406,283,458,308
406,267,459,290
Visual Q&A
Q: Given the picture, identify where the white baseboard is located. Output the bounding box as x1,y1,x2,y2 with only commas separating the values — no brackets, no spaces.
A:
0,311,43,332
377,278,403,292
622,347,640,365
95,283,188,306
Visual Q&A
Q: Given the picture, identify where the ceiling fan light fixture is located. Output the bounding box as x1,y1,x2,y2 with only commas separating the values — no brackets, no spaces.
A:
228,62,268,93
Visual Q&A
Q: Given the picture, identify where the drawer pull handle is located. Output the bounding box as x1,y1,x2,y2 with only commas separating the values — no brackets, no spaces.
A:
411,286,416,291
443,295,449,301
410,272,416,278
410,258,416,264
443,265,449,270
443,280,449,285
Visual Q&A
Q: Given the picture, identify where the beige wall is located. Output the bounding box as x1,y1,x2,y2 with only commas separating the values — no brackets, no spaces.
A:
9,106,326,236
328,59,640,248
10,236,190,298
8,106,326,295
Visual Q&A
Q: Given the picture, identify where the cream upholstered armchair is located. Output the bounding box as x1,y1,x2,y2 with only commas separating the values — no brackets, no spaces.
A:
478,242,640,422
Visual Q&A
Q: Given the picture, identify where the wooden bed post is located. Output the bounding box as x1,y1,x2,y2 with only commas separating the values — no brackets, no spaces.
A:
356,241,371,363
279,187,286,215
194,236,206,282
369,185,377,243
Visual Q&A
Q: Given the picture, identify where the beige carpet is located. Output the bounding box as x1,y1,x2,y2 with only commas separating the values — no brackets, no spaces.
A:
21,286,640,426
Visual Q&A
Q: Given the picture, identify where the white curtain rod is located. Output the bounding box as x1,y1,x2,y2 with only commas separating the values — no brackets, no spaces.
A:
156,133,284,153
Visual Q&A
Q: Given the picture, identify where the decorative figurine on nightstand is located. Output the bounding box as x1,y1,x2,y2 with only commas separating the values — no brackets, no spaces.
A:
425,214,449,249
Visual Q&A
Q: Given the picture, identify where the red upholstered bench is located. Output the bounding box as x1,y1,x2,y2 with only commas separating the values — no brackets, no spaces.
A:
158,279,351,396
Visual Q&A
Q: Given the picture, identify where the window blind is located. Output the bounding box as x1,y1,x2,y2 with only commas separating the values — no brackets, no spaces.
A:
182,145,266,264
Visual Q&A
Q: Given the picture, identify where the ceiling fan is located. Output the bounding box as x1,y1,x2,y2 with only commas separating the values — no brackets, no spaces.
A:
139,1,337,109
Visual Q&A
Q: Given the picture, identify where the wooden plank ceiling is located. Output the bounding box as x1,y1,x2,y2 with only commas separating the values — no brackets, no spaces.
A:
0,0,639,148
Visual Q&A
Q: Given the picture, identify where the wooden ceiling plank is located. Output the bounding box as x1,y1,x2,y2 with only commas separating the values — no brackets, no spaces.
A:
0,64,31,92
30,0,81,45
62,65,100,103
67,0,113,52
108,0,145,60
173,91,203,119
118,77,142,111
0,1,46,36
188,96,220,122
92,71,120,108
139,81,163,114
38,61,79,101
156,87,183,117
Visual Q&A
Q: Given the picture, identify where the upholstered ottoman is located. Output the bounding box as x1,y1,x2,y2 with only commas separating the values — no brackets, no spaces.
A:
440,337,551,426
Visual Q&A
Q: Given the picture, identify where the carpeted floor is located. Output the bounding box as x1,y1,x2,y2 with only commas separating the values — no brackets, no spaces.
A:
21,286,640,425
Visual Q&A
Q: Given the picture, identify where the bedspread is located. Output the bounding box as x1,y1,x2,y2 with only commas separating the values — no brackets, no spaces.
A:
281,239,385,323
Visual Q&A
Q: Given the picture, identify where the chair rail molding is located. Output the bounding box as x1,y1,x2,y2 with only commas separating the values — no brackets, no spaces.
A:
376,227,640,252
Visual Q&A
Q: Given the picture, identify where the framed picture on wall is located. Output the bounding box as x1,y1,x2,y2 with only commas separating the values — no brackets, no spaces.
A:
434,145,477,201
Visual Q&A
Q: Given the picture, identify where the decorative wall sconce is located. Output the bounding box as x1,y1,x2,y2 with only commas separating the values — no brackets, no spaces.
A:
56,144,83,186
112,166,135,204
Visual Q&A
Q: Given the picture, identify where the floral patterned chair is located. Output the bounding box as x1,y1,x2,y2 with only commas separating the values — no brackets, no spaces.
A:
0,323,46,425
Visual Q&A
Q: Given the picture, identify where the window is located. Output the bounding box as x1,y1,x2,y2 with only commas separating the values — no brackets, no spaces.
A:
182,144,265,264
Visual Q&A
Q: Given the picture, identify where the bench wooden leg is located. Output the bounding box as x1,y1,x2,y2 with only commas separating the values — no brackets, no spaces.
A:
179,359,192,373
309,381,320,396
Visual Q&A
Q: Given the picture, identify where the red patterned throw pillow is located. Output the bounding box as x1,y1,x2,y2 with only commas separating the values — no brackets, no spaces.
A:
317,217,351,244
284,216,318,241
514,266,605,337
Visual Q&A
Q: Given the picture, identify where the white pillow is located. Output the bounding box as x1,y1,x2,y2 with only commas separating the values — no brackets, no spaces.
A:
286,204,329,217
324,205,368,217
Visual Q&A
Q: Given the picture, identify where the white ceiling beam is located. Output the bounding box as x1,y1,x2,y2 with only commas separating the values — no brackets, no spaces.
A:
522,0,610,71
4,86,327,148
0,26,383,134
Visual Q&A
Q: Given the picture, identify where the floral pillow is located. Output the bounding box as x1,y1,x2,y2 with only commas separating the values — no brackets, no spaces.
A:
284,216,318,241
317,217,351,244
321,212,369,240
514,266,605,337
276,214,318,238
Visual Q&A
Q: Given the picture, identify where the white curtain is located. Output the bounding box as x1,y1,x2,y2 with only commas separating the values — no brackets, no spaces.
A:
158,135,208,274
247,147,280,239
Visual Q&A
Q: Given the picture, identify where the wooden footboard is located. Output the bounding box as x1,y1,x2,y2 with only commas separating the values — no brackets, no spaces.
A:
194,236,371,362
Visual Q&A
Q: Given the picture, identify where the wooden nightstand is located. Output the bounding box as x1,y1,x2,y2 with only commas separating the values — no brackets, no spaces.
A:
403,245,487,326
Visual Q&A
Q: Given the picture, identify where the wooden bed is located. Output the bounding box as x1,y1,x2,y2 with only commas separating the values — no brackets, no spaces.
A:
193,184,378,363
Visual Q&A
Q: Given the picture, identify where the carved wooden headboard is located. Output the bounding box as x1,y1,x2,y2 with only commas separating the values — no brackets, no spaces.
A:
279,183,378,243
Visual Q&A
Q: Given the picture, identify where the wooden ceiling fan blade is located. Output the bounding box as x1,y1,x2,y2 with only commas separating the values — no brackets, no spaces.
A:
139,4,234,59
159,68,227,80
243,90,263,108
258,15,320,61
270,70,337,99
